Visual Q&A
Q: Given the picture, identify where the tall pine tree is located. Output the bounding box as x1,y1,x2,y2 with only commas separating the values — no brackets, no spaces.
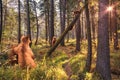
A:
96,0,111,79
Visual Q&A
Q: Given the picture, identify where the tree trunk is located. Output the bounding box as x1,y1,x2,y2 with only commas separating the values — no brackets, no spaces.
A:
3,0,7,30
109,0,113,42
49,0,54,46
26,0,31,42
33,0,39,45
47,1,49,44
46,4,87,57
66,12,70,43
82,11,86,40
75,11,81,51
44,0,48,42
0,0,2,44
18,0,21,43
45,11,48,42
91,6,95,41
81,12,84,40
85,0,92,72
60,0,66,46
71,28,75,39
45,0,49,43
96,0,111,79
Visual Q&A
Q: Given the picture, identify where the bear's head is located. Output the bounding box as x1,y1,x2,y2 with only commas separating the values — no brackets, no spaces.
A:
21,36,31,45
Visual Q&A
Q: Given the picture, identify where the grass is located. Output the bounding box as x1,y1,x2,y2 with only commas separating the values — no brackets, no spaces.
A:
0,39,120,80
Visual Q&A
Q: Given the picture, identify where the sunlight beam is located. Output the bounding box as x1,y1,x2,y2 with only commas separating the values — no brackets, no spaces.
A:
106,6,113,12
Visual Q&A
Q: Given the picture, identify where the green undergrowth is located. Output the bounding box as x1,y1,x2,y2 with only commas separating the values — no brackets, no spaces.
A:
110,49,120,68
0,39,120,80
0,47,99,80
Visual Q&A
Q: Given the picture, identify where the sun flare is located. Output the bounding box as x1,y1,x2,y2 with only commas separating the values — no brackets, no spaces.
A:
107,6,113,11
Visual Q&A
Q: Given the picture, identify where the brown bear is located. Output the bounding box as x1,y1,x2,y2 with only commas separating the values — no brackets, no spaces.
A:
52,36,56,46
9,36,36,69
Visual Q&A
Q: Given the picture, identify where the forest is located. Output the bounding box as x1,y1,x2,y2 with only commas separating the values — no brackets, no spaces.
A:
0,0,120,80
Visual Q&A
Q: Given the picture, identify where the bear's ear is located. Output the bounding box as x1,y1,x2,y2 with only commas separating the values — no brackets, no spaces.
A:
21,36,27,43
20,36,25,42
22,36,30,43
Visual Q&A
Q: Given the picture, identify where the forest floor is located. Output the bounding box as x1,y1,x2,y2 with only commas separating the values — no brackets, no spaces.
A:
32,39,120,80
57,44,120,80
0,39,120,80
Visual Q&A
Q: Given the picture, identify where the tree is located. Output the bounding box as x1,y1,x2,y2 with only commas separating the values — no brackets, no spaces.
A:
85,0,92,72
26,0,31,42
18,0,21,43
60,0,66,46
109,0,112,42
75,11,81,51
44,0,49,42
81,10,86,40
3,0,7,30
66,7,70,42
66,16,70,42
90,5,96,42
33,0,39,45
0,0,2,44
96,0,111,79
75,0,81,51
49,0,54,46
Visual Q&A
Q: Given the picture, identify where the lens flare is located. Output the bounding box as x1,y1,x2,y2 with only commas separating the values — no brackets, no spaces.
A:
107,6,113,11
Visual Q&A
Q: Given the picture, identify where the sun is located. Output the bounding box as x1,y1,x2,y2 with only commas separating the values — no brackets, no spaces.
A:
107,6,113,12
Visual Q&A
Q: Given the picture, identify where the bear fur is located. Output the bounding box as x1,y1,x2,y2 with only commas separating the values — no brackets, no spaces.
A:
52,36,56,46
9,36,36,68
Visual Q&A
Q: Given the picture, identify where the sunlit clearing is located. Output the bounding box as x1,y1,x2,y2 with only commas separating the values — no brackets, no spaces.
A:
106,6,113,12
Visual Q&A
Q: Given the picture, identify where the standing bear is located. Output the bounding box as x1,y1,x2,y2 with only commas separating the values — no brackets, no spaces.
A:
9,36,36,69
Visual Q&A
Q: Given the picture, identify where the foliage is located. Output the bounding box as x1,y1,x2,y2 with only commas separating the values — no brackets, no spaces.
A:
0,39,120,80
0,66,27,80
0,49,69,80
30,60,68,80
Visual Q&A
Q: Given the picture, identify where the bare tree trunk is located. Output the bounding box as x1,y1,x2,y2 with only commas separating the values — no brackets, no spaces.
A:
81,12,84,40
44,0,48,42
75,11,81,51
0,0,2,44
71,28,75,39
46,4,87,57
96,0,111,79
18,0,21,43
49,0,54,46
47,1,49,44
60,0,66,46
91,6,95,41
26,0,31,43
85,0,92,72
66,12,70,42
45,0,49,43
3,0,7,30
109,0,113,42
82,11,87,40
45,12,48,42
33,0,39,45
